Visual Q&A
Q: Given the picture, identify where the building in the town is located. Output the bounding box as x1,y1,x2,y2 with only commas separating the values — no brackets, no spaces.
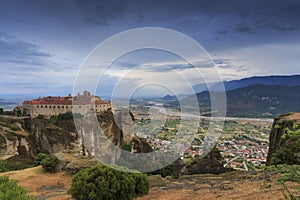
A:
23,90,111,118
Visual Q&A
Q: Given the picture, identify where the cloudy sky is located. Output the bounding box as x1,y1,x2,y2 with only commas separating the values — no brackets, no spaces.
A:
1,0,299,97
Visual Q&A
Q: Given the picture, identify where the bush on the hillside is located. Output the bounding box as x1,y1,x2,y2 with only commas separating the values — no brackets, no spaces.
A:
149,164,178,178
132,171,150,197
0,161,32,173
41,154,60,173
57,112,73,121
34,152,48,166
69,165,149,200
0,176,34,200
37,114,44,119
277,165,300,183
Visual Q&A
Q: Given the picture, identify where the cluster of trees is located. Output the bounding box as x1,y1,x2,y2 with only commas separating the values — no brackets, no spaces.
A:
69,165,149,200
0,107,22,117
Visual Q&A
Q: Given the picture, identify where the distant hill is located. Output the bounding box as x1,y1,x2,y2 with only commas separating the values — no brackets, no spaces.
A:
193,75,300,93
0,98,23,110
162,95,177,101
195,84,300,118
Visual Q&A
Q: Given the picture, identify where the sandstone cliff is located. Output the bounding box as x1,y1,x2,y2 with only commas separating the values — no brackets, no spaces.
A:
266,112,300,165
0,116,32,162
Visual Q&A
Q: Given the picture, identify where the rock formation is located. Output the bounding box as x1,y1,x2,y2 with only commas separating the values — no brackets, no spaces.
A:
266,112,300,165
183,146,226,175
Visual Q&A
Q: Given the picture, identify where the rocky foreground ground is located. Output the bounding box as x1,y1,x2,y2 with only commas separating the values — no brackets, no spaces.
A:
1,166,299,200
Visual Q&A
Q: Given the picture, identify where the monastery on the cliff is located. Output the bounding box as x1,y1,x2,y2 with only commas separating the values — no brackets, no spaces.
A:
23,90,111,118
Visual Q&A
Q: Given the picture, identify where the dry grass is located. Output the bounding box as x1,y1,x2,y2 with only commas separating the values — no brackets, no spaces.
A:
138,171,300,200
1,166,299,200
0,166,72,200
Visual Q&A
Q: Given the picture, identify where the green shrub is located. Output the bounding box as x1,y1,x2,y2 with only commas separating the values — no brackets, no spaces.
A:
37,114,44,119
34,152,48,166
0,176,34,200
69,165,149,200
131,172,149,197
122,143,132,152
57,112,73,121
41,154,60,173
277,165,300,183
149,164,178,178
0,161,32,173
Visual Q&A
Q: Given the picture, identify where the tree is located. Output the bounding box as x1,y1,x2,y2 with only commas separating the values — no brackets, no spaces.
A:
0,176,34,200
41,154,60,173
69,165,149,200
0,107,3,115
16,109,22,117
34,152,48,166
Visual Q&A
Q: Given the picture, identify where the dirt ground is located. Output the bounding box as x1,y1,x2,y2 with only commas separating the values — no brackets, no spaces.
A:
137,171,300,200
1,166,72,200
1,167,299,200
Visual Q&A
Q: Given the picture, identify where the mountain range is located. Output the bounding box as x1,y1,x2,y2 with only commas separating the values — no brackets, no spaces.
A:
163,75,300,118
193,75,300,93
196,84,300,117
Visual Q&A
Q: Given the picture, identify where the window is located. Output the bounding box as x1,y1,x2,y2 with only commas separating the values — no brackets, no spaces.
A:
66,106,68,108
49,105,51,108
41,105,43,108
37,105,39,108
53,106,56,108
62,106,64,108
58,106,60,108
45,105,47,108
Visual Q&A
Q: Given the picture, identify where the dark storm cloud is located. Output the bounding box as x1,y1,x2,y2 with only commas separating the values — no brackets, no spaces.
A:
72,0,300,31
2,0,299,35
235,22,255,33
0,0,299,95
0,32,51,67
76,0,129,25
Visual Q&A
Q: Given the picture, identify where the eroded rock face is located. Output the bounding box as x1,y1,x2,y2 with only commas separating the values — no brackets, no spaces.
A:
184,147,226,175
266,112,300,166
28,118,77,155
0,116,32,161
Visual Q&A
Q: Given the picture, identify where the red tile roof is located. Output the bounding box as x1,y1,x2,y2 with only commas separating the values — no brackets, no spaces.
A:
23,96,110,105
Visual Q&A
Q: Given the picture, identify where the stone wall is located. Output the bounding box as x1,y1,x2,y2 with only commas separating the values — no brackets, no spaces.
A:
23,103,111,118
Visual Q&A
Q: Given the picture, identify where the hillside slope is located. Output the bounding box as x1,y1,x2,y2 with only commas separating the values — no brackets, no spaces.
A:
195,84,300,117
193,75,300,93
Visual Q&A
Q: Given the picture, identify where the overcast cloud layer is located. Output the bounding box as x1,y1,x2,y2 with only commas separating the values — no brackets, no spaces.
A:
0,0,299,97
